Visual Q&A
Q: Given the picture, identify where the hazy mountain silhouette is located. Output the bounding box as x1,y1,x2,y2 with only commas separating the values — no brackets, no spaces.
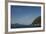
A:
11,16,41,28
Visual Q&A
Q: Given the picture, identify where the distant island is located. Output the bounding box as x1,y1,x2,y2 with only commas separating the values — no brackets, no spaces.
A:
11,16,41,28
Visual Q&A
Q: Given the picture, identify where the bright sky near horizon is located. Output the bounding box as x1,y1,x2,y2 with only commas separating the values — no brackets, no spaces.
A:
11,6,41,25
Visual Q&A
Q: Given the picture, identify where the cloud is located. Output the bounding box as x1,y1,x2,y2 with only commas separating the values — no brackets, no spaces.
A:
14,16,35,25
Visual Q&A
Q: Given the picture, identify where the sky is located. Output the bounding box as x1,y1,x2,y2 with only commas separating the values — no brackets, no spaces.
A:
11,5,41,25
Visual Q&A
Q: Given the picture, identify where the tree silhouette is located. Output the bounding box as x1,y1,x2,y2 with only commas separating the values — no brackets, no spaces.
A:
32,16,41,27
